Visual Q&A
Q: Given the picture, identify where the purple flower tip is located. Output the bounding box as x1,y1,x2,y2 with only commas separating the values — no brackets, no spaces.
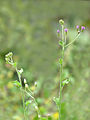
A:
64,28,68,32
57,29,60,33
76,25,79,29
81,26,85,30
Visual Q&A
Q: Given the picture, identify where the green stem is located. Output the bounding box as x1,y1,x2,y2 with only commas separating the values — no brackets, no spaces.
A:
59,25,65,120
65,33,80,48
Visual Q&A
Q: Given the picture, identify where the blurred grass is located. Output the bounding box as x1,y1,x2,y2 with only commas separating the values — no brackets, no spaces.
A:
0,0,90,120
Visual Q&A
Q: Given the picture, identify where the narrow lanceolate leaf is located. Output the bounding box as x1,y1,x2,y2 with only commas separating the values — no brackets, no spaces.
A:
12,80,21,87
25,100,32,106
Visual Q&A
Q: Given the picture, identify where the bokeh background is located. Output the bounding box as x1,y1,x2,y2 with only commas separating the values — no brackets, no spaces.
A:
0,0,90,120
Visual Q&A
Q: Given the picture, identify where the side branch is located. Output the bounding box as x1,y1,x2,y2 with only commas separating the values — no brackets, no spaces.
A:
65,33,80,48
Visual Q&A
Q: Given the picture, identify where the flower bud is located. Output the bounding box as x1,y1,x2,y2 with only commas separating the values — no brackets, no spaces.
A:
57,29,60,37
57,29,60,33
24,79,27,84
34,82,37,87
59,19,64,25
25,84,28,88
64,28,68,35
76,25,79,30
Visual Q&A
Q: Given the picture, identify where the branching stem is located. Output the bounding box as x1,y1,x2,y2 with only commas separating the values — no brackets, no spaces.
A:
65,33,80,48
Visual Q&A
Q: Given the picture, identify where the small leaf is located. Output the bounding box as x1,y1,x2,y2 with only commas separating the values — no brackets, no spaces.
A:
12,80,21,87
59,58,63,65
59,41,63,46
26,100,32,106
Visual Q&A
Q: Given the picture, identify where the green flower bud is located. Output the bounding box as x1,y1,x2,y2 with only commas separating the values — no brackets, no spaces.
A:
59,19,64,25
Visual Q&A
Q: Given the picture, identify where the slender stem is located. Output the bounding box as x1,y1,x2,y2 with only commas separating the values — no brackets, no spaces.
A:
16,67,26,120
59,25,65,120
65,33,80,48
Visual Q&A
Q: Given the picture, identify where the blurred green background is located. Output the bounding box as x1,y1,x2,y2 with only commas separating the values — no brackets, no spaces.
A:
0,0,90,120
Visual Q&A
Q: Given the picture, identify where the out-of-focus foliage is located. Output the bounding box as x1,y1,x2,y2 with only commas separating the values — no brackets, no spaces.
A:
0,0,90,120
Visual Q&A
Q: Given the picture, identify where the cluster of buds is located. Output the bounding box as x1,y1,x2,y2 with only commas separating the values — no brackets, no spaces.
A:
5,52,13,64
57,19,85,37
57,19,68,36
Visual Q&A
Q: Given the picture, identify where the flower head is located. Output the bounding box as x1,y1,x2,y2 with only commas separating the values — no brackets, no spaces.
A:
81,26,85,32
76,25,79,29
64,28,68,33
57,29,60,33
81,26,85,30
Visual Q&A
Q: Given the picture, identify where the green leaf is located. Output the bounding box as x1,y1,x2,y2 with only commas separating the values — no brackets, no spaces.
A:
59,41,63,46
12,80,21,87
25,100,32,106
